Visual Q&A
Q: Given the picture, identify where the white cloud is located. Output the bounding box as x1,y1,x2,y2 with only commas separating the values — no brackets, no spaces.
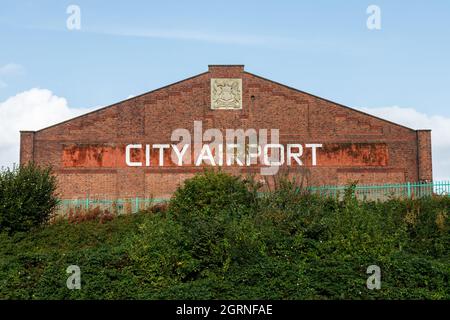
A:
0,63,25,76
0,63,26,89
86,26,292,46
358,106,450,181
0,88,95,169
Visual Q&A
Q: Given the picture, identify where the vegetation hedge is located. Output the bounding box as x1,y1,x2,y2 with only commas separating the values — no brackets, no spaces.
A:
0,171,448,299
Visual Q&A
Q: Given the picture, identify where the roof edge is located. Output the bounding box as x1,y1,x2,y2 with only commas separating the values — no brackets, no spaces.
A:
34,71,209,133
208,64,245,67
244,71,418,132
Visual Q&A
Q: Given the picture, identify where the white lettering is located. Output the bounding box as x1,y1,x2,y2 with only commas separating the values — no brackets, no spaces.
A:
126,144,142,167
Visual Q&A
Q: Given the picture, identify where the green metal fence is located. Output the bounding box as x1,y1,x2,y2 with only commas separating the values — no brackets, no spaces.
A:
308,181,450,201
58,197,169,215
56,181,450,215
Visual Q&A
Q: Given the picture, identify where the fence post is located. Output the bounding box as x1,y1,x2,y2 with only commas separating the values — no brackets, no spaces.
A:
135,197,139,213
407,182,411,198
86,195,90,210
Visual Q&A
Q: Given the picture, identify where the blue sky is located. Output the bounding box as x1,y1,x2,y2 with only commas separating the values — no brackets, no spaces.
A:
1,0,449,113
0,1,450,180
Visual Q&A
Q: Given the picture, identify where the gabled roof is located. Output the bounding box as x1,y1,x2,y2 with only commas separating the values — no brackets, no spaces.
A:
30,65,421,133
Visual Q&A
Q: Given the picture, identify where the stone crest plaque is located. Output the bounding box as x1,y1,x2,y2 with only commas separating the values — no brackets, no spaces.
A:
211,78,242,109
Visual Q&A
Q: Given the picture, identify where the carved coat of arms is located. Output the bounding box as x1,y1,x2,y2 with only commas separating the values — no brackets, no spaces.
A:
211,78,242,109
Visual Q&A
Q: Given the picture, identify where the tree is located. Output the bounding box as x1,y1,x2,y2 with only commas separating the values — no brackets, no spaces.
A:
0,163,59,234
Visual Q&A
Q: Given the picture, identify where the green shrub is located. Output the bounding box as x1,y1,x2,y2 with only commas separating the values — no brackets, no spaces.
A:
0,172,449,300
137,172,264,280
0,163,59,234
169,170,256,220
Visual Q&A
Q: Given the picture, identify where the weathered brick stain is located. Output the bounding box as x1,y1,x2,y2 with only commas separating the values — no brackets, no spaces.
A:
61,142,389,168
319,143,388,166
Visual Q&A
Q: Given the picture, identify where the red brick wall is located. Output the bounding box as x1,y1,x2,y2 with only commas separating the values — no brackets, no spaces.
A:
417,130,433,182
19,65,433,199
20,131,34,164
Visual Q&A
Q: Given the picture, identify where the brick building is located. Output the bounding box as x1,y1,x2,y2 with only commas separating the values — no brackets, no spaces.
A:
20,65,432,200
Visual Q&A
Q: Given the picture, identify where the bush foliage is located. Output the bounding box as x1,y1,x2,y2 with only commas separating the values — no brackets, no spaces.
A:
0,171,448,299
0,163,58,234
